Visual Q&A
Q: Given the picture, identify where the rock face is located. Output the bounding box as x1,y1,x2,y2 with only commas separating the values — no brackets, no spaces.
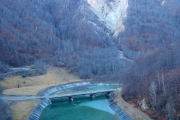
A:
87,0,128,37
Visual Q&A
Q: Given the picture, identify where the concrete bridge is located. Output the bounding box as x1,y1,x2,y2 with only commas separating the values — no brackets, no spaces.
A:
0,89,116,101
49,89,116,101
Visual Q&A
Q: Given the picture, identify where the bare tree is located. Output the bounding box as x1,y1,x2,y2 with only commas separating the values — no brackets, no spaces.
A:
149,81,157,106
0,61,9,73
33,60,47,75
157,71,161,91
165,102,176,120
162,72,166,98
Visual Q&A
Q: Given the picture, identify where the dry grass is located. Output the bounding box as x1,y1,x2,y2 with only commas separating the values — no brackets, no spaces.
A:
1,67,83,120
1,67,82,95
114,90,153,120
10,100,40,120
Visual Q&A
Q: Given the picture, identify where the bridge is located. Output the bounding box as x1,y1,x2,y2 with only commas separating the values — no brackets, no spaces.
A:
0,89,116,101
49,89,116,101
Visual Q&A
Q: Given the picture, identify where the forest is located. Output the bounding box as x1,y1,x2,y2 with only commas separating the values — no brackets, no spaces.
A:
0,0,180,119
114,0,180,119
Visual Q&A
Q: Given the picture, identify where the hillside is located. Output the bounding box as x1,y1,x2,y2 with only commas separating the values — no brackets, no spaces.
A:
0,0,130,79
0,0,180,119
114,0,180,119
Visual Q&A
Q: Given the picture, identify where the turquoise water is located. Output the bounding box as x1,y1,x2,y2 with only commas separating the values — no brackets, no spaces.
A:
40,85,120,120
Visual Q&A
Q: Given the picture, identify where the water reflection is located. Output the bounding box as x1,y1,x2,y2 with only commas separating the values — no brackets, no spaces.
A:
40,85,120,120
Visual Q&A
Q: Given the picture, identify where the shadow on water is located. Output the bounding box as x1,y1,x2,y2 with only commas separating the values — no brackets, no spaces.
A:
30,84,131,120
28,84,121,120
40,93,120,120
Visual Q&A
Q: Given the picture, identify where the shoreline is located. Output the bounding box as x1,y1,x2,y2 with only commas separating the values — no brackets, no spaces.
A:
109,92,132,120
28,82,119,120
113,90,153,120
4,82,153,120
0,67,83,120
1,66,152,120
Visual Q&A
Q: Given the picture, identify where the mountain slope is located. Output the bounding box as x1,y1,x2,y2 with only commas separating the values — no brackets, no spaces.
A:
1,0,180,119
0,0,130,78
0,0,59,66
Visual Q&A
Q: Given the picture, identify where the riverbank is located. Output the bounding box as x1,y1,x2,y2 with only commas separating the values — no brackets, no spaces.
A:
0,67,83,120
1,66,152,120
6,100,40,120
113,90,153,120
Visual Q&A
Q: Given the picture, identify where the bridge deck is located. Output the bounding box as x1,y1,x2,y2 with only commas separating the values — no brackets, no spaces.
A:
0,89,117,101
49,89,116,99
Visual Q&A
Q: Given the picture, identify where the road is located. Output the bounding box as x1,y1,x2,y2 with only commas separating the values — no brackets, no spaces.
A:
0,89,116,101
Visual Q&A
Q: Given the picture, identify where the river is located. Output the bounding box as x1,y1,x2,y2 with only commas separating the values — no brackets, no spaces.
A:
39,84,120,120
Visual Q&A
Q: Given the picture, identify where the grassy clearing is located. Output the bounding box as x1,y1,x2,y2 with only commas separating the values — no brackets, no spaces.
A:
1,67,82,120
8,100,40,120
114,90,152,120
1,67,82,95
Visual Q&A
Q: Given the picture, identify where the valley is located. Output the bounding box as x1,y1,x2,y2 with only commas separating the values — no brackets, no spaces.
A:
0,0,180,119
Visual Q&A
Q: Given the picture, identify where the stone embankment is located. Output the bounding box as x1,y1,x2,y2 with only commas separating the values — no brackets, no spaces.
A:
109,92,132,120
28,82,90,120
111,90,153,120
28,99,51,120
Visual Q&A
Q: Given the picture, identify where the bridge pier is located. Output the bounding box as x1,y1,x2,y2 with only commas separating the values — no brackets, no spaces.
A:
47,89,116,101
90,94,95,99
106,92,112,97
69,96,74,102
